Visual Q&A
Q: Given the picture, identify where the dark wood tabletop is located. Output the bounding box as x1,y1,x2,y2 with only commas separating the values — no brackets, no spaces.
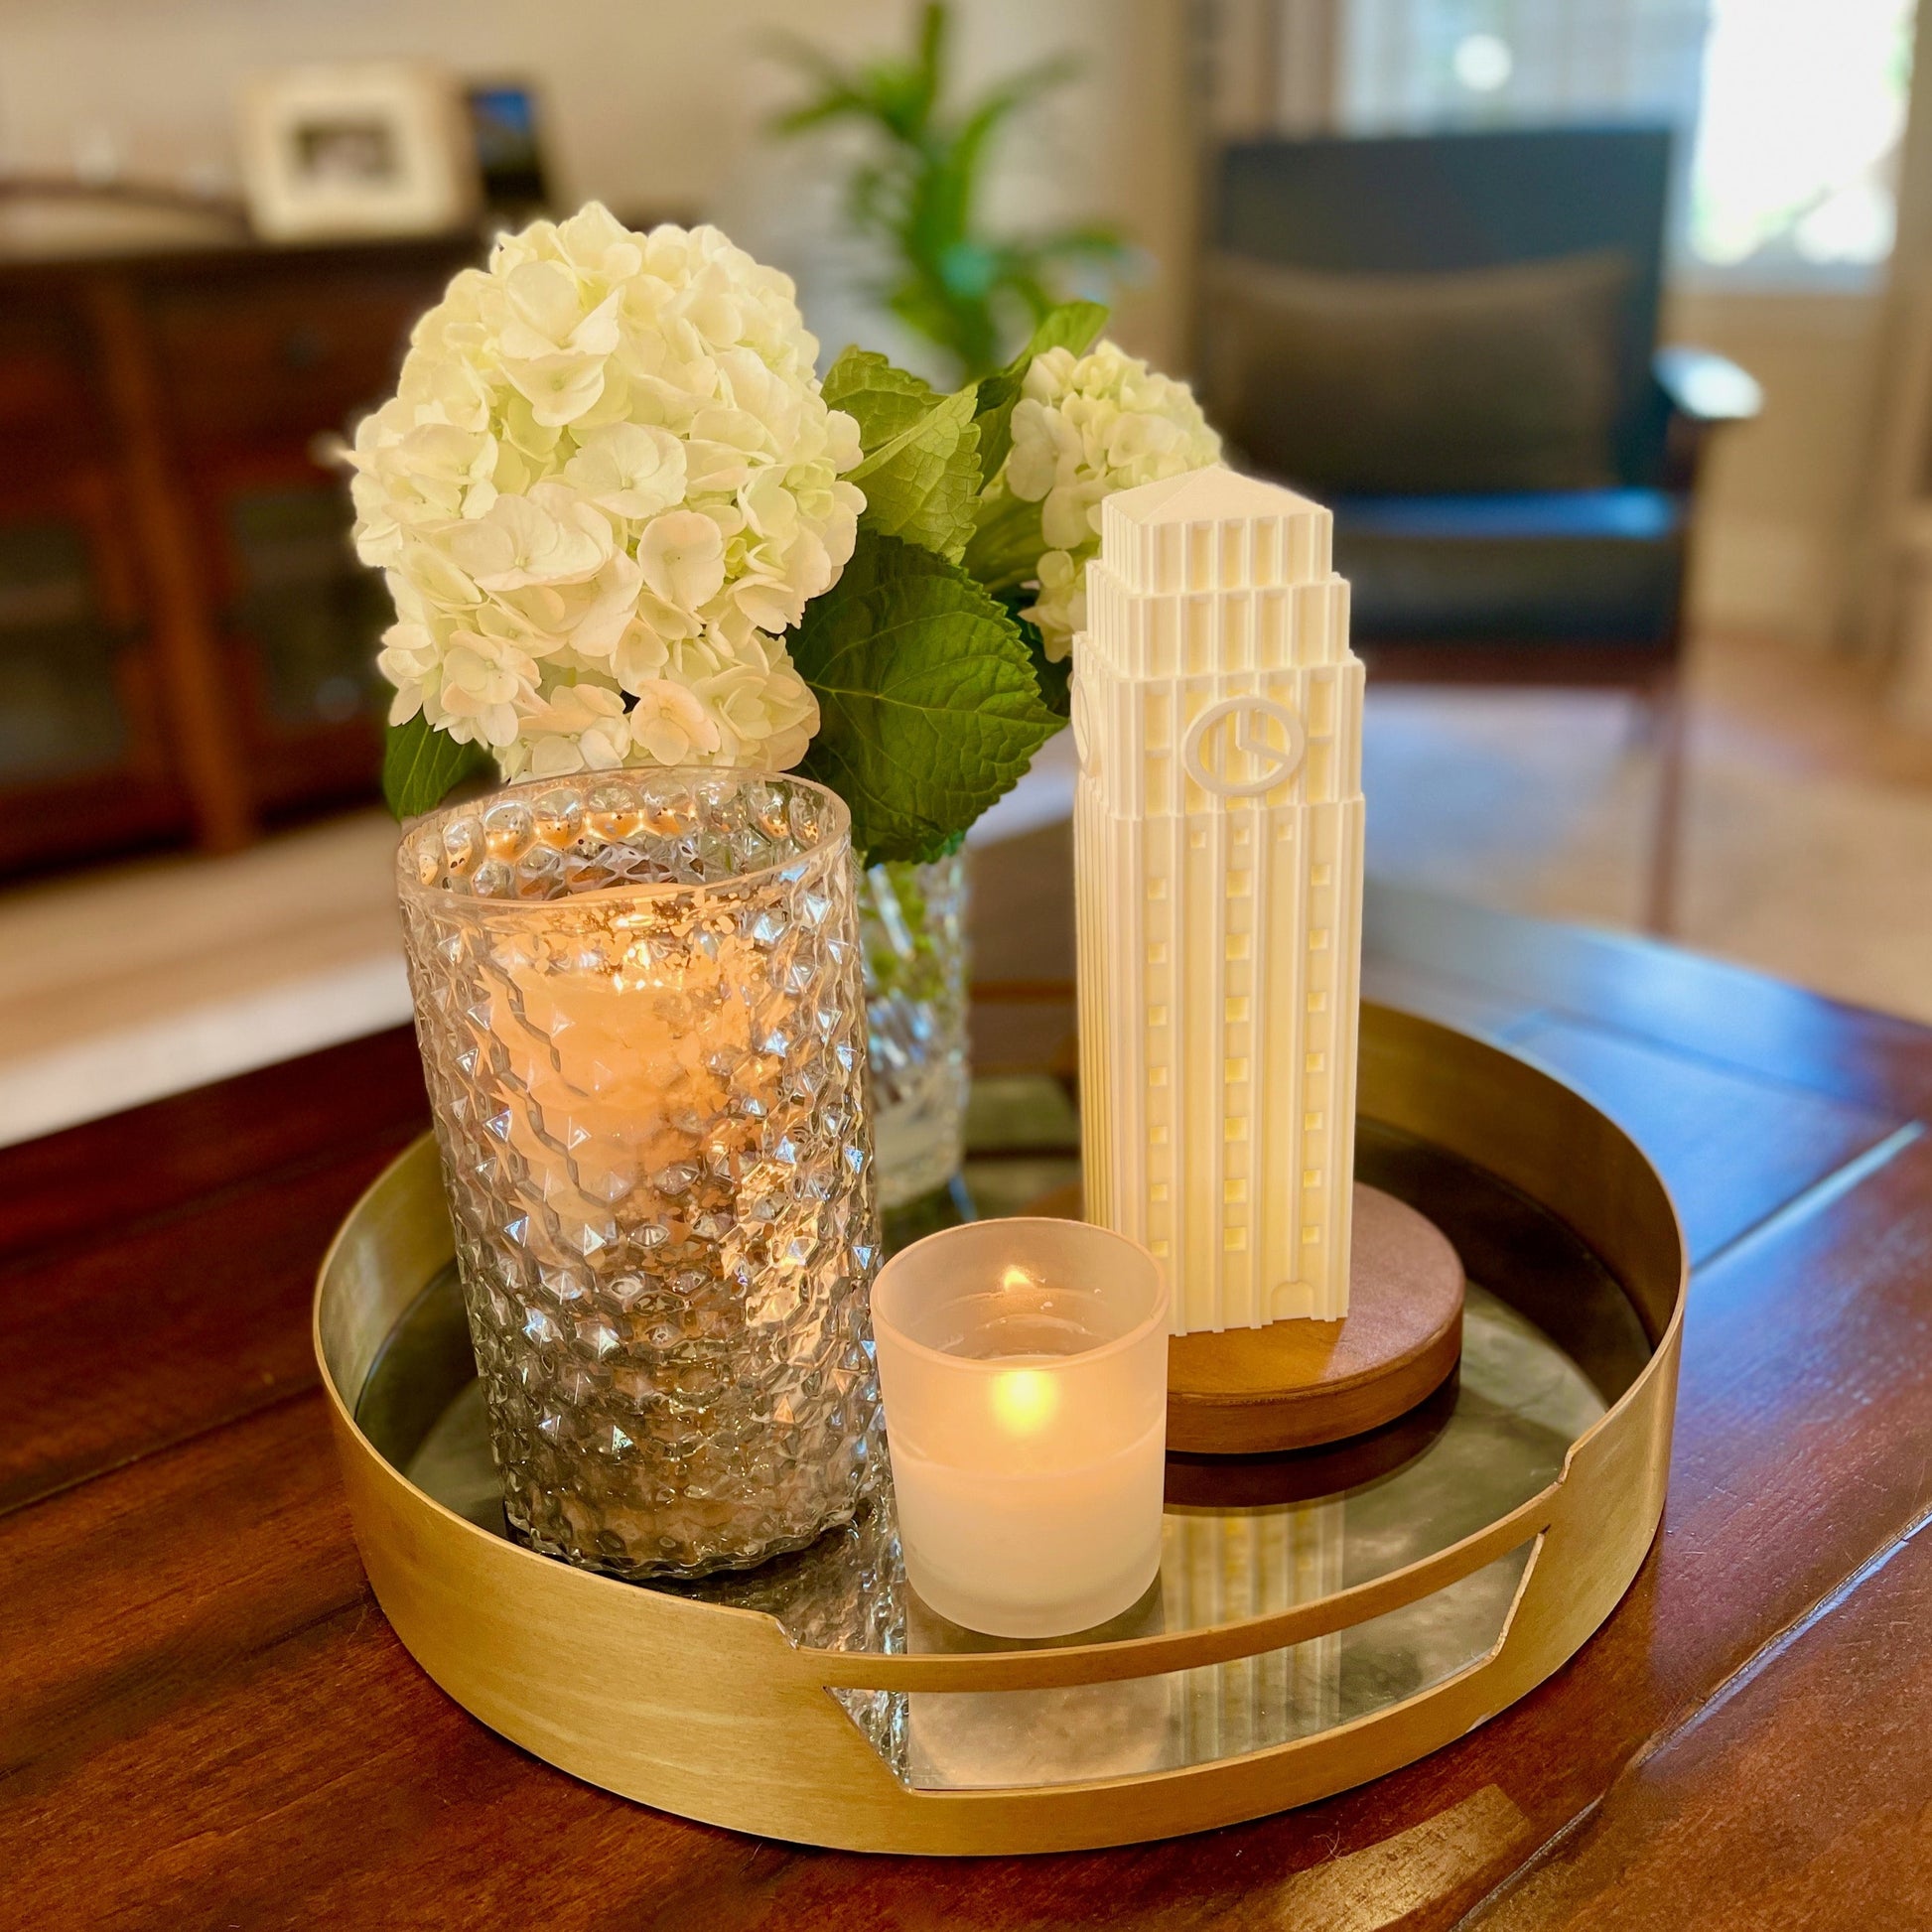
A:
5,878,1930,1931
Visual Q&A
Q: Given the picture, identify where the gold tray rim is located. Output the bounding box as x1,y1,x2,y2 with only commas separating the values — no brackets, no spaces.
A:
314,1002,1687,1854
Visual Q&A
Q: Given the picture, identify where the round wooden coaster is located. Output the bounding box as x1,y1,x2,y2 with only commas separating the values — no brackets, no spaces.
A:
1026,1178,1466,1454
1167,1184,1464,1453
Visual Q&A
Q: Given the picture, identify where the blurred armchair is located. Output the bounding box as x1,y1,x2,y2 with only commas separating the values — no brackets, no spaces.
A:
1201,127,1760,931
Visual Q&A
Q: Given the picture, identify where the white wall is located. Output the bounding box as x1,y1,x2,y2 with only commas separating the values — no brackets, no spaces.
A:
0,0,1194,370
1668,286,1885,650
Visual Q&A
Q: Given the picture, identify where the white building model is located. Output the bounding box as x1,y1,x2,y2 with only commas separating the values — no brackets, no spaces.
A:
1072,467,1364,1334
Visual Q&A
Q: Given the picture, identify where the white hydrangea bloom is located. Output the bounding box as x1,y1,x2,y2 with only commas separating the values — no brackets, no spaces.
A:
1004,340,1220,659
349,204,865,773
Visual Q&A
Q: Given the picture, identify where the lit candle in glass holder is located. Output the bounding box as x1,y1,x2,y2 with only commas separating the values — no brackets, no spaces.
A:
397,770,879,1583
872,1219,1171,1638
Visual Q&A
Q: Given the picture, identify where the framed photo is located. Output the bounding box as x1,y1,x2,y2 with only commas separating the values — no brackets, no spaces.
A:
238,64,480,243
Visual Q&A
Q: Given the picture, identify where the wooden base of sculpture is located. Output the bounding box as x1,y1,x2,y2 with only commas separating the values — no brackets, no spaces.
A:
1035,1180,1464,1453
1166,1185,1464,1452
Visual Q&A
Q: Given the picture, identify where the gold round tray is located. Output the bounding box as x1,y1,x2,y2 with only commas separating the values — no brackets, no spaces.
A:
315,1004,1686,1856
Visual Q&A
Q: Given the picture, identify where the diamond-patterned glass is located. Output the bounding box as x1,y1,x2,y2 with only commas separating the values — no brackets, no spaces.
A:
396,770,880,1580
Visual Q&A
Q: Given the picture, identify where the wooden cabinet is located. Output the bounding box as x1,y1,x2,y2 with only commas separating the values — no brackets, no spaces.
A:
0,234,478,875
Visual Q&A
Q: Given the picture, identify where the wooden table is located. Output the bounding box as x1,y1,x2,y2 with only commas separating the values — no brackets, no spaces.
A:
5,882,1930,1929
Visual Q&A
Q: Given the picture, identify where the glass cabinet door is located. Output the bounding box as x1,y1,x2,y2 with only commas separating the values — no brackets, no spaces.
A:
0,519,135,783
224,484,390,735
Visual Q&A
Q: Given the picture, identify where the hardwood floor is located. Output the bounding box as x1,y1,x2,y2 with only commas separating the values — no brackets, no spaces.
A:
1362,629,1932,1023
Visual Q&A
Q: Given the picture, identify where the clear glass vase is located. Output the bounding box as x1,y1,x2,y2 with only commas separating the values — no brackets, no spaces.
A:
861,854,970,1212
395,770,880,1581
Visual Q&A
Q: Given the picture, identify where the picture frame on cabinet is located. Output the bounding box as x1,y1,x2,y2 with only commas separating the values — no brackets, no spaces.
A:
238,63,480,243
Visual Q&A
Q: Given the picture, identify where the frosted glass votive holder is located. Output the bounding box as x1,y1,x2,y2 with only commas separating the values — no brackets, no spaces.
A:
872,1218,1171,1638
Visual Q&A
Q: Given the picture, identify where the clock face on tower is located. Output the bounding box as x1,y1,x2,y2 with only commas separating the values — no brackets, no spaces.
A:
1182,696,1307,799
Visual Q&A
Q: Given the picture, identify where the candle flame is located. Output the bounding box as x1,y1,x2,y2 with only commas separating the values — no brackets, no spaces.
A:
992,1367,1057,1436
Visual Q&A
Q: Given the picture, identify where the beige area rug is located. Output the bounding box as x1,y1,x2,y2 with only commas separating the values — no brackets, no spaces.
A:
1363,686,1932,1027
0,812,408,1146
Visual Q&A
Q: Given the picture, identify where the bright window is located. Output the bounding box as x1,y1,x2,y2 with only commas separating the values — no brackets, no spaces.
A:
1333,0,1917,284
1688,0,1914,275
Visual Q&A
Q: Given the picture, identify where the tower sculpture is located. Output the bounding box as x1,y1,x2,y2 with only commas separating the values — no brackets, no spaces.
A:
1072,467,1364,1333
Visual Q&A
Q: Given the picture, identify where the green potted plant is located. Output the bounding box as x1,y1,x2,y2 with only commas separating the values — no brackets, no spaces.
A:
768,0,1132,387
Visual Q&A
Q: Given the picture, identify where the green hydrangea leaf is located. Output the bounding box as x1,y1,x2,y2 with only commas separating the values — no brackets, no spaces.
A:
973,300,1109,479
792,531,1060,864
382,712,493,821
1023,298,1109,361
822,346,942,453
846,382,983,562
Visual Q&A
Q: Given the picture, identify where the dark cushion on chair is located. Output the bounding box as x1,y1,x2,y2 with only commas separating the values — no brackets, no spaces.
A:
1204,251,1630,495
1329,488,1686,648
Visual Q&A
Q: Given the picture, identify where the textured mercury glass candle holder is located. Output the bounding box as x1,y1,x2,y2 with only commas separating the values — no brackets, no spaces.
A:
872,1219,1170,1638
396,769,879,1581
1073,465,1365,1332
